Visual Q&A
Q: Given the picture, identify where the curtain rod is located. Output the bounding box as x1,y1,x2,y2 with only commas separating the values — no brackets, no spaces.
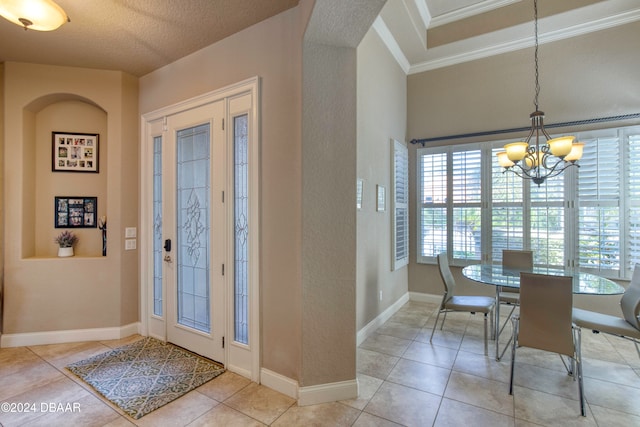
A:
409,112,640,146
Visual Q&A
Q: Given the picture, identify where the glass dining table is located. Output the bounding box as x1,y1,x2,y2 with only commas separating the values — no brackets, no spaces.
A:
461,264,625,360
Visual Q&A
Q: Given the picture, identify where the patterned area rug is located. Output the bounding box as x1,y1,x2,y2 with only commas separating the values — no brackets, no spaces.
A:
67,337,225,419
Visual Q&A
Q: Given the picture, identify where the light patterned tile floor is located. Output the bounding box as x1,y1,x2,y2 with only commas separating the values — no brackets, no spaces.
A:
1,300,639,426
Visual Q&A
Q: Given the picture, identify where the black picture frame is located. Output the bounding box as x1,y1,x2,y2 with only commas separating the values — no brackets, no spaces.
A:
55,197,97,228
52,132,99,173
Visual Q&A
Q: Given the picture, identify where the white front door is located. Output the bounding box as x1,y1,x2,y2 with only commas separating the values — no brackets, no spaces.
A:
163,101,225,362
142,78,260,379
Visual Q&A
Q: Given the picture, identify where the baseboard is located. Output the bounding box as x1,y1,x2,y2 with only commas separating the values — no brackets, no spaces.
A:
0,322,141,348
356,292,409,346
298,379,358,406
227,363,252,381
259,368,359,406
260,368,299,400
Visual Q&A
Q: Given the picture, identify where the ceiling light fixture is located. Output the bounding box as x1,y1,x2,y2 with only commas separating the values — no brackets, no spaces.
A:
496,0,583,186
0,0,70,31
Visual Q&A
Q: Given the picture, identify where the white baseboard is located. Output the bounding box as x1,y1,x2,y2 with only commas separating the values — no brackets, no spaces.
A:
0,322,141,348
357,292,409,346
227,364,252,381
259,368,358,406
260,368,299,400
298,379,358,406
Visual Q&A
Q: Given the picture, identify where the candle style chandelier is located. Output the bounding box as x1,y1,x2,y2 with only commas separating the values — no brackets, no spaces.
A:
496,0,583,185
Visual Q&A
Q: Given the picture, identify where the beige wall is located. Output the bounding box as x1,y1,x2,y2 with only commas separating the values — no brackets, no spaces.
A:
2,62,139,333
407,21,640,314
0,63,4,335
139,5,308,382
300,0,385,388
356,28,408,330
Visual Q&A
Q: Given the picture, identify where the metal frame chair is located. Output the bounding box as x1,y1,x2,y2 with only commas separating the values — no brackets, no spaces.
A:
495,250,533,359
431,253,495,355
573,264,640,358
510,272,585,417
499,249,533,309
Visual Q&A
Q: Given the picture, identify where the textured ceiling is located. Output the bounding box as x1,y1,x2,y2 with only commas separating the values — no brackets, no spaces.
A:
1,0,635,78
0,0,299,77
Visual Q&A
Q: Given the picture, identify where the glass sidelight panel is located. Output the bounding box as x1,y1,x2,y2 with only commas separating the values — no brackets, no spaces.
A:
234,114,249,344
153,136,163,316
177,124,211,333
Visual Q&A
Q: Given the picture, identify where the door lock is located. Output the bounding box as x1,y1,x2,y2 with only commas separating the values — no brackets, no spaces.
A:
164,255,172,263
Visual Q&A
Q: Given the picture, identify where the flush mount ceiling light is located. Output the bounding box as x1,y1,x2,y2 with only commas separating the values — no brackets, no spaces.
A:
496,0,583,186
0,0,70,31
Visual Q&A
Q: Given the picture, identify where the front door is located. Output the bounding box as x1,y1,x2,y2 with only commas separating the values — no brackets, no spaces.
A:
143,78,260,379
163,101,225,362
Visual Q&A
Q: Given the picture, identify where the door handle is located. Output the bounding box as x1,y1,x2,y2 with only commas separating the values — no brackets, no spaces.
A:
164,239,172,252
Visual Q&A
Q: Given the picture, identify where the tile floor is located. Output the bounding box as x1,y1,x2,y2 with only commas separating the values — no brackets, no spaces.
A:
1,300,639,426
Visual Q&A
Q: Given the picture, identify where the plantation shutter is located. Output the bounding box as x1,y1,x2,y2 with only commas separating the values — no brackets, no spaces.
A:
392,139,409,270
491,147,524,262
418,149,447,262
451,149,481,261
578,134,621,273
626,133,640,271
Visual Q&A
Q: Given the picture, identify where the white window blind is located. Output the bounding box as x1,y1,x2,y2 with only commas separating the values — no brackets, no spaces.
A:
452,149,481,260
626,133,640,270
392,139,409,270
578,133,620,273
531,172,565,267
491,147,524,262
417,125,640,279
418,150,447,262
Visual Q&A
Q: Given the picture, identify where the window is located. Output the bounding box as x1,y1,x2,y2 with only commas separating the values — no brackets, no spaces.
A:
392,139,409,270
417,125,640,279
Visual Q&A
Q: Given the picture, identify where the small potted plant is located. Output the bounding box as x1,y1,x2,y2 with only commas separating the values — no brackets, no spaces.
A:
55,230,78,257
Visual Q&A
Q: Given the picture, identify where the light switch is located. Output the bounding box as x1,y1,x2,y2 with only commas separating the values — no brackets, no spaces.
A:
125,227,137,238
125,239,137,250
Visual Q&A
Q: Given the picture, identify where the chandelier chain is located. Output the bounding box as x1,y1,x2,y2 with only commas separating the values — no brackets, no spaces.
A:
533,0,540,111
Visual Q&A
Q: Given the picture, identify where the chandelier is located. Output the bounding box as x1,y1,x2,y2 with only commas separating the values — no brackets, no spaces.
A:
496,0,583,186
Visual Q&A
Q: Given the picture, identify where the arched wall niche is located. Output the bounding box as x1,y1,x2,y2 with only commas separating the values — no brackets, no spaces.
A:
22,93,108,258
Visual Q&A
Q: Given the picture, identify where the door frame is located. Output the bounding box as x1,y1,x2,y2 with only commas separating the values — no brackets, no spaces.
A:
140,77,261,382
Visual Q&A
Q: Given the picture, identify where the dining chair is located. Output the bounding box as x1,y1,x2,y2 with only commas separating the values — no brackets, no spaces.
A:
573,264,640,359
431,253,495,355
494,250,534,360
499,249,533,301
498,249,533,328
509,272,585,417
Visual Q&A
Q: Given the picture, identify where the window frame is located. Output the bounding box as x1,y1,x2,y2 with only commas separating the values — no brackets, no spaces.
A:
416,125,640,280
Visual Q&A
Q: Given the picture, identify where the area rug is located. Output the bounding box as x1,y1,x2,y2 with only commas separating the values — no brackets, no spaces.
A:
66,337,225,419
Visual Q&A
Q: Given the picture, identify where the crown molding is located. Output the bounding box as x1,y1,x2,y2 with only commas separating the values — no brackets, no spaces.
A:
429,0,522,28
409,6,640,74
372,16,411,74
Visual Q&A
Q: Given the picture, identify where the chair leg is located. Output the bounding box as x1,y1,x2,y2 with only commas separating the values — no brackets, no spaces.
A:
490,307,495,340
440,310,448,330
575,328,586,417
430,309,442,343
483,313,488,356
509,316,518,395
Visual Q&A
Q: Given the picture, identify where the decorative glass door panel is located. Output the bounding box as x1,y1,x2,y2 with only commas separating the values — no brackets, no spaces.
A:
153,136,164,316
234,114,249,344
177,124,211,333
